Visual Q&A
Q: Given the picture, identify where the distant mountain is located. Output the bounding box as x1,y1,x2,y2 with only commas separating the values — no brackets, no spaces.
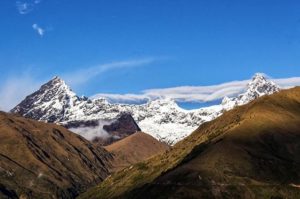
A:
105,132,169,172
221,73,280,107
0,111,112,199
10,77,141,145
78,86,300,199
11,74,280,145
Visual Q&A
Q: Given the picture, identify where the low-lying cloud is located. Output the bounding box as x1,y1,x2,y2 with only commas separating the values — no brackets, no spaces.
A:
69,120,113,141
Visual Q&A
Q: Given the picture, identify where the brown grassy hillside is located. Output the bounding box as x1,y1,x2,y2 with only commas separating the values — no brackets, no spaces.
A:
105,132,169,172
0,112,112,199
79,87,300,199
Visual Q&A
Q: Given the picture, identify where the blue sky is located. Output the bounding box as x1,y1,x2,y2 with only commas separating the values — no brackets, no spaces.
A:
1,0,300,110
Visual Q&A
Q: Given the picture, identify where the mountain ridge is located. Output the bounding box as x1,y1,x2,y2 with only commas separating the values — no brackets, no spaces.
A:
11,73,280,145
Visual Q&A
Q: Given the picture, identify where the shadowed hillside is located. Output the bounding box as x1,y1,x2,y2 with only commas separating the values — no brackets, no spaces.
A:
0,112,112,199
79,87,300,199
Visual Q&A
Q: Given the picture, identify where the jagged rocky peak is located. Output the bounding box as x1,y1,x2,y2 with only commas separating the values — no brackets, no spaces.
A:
93,97,109,105
221,96,231,105
49,75,65,84
148,98,180,110
221,73,280,108
247,73,280,94
237,73,280,104
40,76,76,97
11,76,141,144
11,76,81,122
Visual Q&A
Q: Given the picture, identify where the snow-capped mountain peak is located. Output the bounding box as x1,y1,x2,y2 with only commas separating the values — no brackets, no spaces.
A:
11,76,81,122
233,73,280,106
147,98,182,112
247,73,280,95
11,73,281,145
220,73,280,111
41,76,76,97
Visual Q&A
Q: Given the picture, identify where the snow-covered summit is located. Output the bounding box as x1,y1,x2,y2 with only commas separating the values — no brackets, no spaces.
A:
11,76,85,122
238,73,279,103
11,74,280,145
147,98,185,112
221,73,280,110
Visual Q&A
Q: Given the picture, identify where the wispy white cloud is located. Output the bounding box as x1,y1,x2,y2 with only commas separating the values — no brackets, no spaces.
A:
92,93,150,104
64,58,157,86
16,1,47,37
16,1,33,14
0,58,156,111
92,76,300,104
92,80,250,103
273,77,300,88
16,0,42,14
143,80,250,102
32,23,45,37
0,73,42,111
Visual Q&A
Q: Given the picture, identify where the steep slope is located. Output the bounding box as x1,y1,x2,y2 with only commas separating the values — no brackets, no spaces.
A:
10,76,81,123
11,74,280,145
0,112,112,199
104,132,169,172
79,87,300,199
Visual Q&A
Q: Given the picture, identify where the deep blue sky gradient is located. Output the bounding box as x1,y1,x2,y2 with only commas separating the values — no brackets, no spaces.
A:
1,0,300,97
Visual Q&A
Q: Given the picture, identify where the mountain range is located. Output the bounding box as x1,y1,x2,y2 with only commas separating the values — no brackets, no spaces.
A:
11,74,280,145
79,86,300,199
2,73,300,199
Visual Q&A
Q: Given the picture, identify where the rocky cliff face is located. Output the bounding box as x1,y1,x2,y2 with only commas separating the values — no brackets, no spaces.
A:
11,74,280,145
